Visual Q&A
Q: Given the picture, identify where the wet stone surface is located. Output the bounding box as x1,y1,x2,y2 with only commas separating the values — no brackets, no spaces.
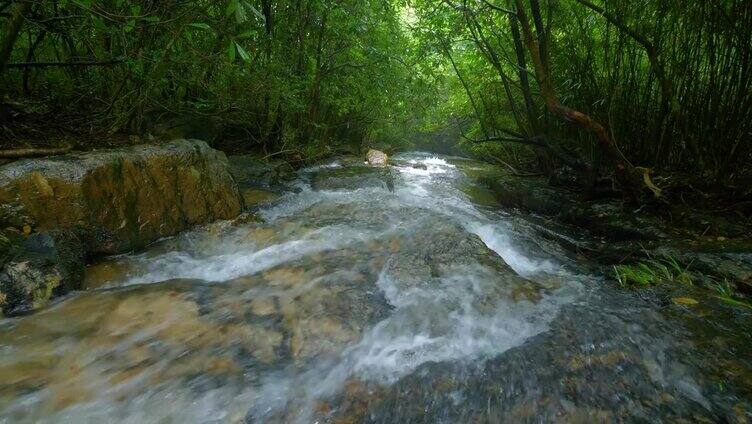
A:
0,152,750,423
310,165,395,192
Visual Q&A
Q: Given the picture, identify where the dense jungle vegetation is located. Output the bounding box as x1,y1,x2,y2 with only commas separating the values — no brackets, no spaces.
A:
1,0,750,198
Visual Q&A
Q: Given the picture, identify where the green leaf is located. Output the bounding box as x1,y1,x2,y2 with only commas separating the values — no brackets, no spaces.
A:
92,16,107,31
237,30,257,39
73,0,93,8
124,19,136,33
242,1,266,22
235,41,251,62
226,0,238,17
235,1,248,23
227,41,236,61
189,22,212,30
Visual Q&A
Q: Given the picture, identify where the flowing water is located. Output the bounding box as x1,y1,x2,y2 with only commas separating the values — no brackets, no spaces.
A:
1,153,750,423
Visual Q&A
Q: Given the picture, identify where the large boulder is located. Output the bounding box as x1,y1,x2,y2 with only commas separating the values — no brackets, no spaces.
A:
227,154,297,190
366,149,388,166
0,139,243,255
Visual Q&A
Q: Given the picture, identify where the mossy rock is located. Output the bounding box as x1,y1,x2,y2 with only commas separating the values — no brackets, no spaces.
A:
0,230,85,315
0,140,243,255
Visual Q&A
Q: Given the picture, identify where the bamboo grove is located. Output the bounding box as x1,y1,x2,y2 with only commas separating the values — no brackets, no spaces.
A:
411,0,751,194
1,0,751,194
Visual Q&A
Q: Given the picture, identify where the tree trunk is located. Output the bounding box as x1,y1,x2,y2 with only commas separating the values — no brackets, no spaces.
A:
508,10,537,131
22,30,46,95
465,13,525,131
514,0,660,199
0,1,33,77
572,0,702,168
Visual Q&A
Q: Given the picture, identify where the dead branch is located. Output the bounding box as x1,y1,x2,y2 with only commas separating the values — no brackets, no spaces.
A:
0,144,73,159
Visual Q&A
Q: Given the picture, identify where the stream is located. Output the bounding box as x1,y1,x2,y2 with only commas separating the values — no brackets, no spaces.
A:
1,152,750,422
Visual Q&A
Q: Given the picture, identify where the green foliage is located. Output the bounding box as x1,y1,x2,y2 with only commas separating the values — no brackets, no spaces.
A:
613,257,693,288
2,0,750,174
710,279,752,309
0,0,441,157
409,0,752,177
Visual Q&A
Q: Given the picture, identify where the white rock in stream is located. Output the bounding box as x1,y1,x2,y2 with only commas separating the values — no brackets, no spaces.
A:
366,149,388,166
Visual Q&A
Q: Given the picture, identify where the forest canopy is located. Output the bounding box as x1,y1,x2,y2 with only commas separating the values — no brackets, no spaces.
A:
1,0,750,193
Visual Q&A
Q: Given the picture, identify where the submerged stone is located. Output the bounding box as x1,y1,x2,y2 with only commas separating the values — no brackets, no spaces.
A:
311,166,395,192
241,188,281,209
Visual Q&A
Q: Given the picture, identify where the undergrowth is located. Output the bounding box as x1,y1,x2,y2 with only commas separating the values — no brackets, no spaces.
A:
614,255,752,309
613,257,692,288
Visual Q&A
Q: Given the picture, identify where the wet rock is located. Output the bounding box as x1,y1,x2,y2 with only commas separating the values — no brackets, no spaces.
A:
0,203,34,230
655,247,752,294
387,218,544,303
330,292,751,423
0,230,84,315
0,140,243,255
366,149,388,166
228,154,297,189
241,188,281,209
311,166,395,192
483,175,669,241
83,260,134,290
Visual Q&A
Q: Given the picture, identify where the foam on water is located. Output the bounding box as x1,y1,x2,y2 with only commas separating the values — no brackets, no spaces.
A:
392,154,561,277
248,260,574,422
471,223,559,277
241,153,581,421
116,224,374,286
1,152,585,423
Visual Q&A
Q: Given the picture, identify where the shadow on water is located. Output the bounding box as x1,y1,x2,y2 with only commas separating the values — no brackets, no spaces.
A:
0,152,750,422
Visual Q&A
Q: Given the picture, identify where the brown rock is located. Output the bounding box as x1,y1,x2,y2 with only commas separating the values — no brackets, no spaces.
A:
0,140,243,255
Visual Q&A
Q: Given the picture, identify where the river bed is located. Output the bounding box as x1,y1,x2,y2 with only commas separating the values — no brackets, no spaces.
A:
0,152,750,422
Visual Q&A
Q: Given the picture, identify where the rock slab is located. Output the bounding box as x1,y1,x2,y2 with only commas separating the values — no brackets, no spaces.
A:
0,139,243,255
0,139,243,314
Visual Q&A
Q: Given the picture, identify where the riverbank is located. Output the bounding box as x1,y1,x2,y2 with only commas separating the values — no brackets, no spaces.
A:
476,169,752,310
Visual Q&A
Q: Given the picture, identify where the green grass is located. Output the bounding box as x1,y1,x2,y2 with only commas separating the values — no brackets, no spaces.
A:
613,256,693,288
614,255,752,310
710,279,752,309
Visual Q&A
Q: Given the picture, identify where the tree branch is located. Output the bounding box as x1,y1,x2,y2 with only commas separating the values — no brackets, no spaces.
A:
469,135,546,147
0,144,73,159
479,0,516,15
5,58,125,69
